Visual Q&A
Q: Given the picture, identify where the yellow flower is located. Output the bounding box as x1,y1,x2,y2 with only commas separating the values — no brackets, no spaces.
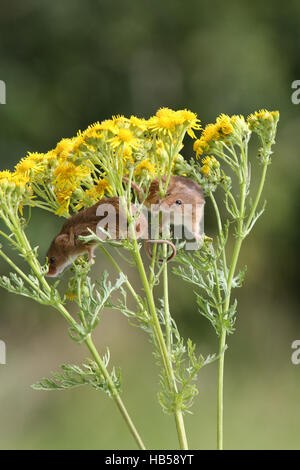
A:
85,178,112,201
55,138,75,160
70,134,84,154
210,156,220,168
0,170,13,182
155,139,165,155
45,149,57,161
193,137,209,158
54,162,90,183
247,109,279,123
216,114,234,136
27,152,46,163
194,116,234,159
11,173,30,187
147,108,177,136
247,109,279,135
55,187,74,216
201,156,212,165
112,115,129,127
201,164,210,176
176,109,201,138
201,155,218,169
202,123,220,142
122,146,134,165
54,135,85,160
129,116,148,132
83,122,106,140
134,159,156,176
108,128,140,150
95,178,112,196
14,156,37,176
255,109,271,119
65,292,78,301
147,107,201,139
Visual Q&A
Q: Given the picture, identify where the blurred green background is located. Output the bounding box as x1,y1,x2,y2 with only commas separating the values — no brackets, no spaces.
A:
0,0,300,450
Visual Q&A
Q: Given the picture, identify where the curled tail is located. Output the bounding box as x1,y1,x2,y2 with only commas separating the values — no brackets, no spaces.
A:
122,176,145,202
144,239,176,263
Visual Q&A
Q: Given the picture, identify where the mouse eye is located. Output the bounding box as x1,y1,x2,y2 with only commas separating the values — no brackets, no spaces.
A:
49,257,55,264
175,200,182,205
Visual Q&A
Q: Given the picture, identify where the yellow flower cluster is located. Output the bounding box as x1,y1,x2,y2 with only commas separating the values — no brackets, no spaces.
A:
0,108,199,216
134,159,156,177
148,108,201,139
193,114,235,158
0,108,278,216
200,156,220,178
247,109,279,134
0,169,30,190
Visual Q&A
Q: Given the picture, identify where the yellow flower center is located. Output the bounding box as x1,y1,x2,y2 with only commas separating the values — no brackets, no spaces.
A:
118,128,134,142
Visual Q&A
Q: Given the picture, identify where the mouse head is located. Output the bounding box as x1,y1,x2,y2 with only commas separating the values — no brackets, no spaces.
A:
146,176,205,241
46,233,75,277
147,176,205,213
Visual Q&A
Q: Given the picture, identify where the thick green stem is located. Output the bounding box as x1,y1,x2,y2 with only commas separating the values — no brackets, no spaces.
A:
163,244,171,354
101,241,188,449
174,406,189,450
131,239,188,449
217,327,226,450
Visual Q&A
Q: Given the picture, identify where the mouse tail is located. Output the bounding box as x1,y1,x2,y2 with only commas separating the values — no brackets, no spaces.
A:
144,239,176,263
122,176,145,202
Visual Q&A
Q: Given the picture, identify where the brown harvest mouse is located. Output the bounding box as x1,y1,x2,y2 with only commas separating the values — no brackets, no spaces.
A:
46,197,148,277
145,175,205,243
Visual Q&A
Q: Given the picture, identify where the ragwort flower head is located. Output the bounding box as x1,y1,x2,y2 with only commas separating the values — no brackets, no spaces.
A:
147,107,201,139
194,113,249,158
108,127,140,152
134,159,157,178
247,109,279,141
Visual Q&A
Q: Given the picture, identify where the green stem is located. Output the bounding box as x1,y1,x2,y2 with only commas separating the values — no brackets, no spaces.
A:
217,327,226,450
84,335,146,450
216,145,248,450
99,241,188,449
209,192,227,274
131,239,188,449
163,244,171,354
0,248,48,299
244,162,268,233
174,406,189,450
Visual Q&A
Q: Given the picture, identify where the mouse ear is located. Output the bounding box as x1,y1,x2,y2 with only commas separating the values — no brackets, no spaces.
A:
55,233,70,246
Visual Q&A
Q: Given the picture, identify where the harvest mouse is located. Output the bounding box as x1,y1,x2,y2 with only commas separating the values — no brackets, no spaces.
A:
46,197,148,277
145,175,205,243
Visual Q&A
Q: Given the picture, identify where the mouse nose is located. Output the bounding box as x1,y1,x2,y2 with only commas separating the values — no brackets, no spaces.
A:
46,266,57,277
